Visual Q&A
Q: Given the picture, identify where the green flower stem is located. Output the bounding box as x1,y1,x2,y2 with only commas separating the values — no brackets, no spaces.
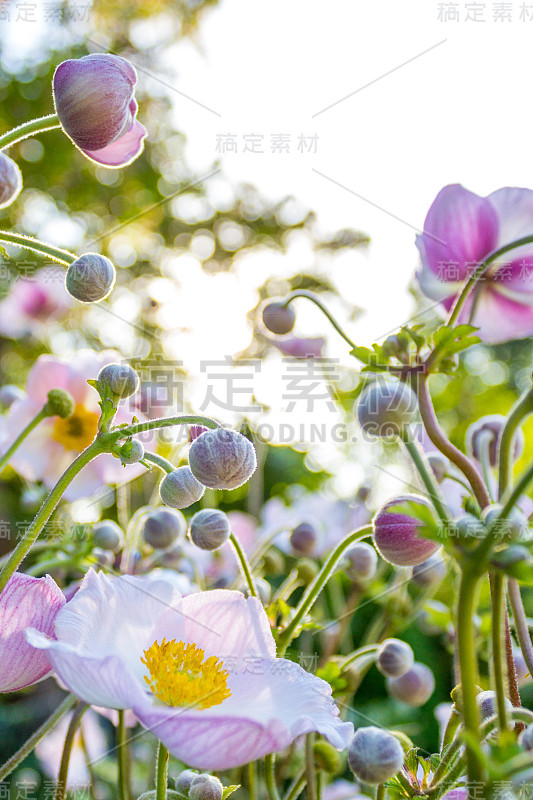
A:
414,375,490,510
155,742,169,800
120,505,152,575
0,230,76,266
229,531,259,599
375,786,386,800
117,710,132,800
277,525,373,656
0,694,76,782
0,407,48,473
283,769,306,800
114,414,219,439
498,387,533,497
446,233,533,328
247,761,257,800
401,432,451,524
0,113,61,150
282,290,358,350
54,701,88,800
142,451,175,474
508,578,533,684
0,437,108,595
490,572,509,731
264,754,281,800
340,644,379,670
305,733,317,800
440,709,461,752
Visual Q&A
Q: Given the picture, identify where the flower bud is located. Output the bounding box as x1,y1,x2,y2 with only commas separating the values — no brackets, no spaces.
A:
345,542,378,581
356,378,417,438
476,690,513,721
427,453,448,484
262,301,295,335
0,384,25,409
373,495,439,567
296,557,319,583
261,548,285,577
376,639,414,679
160,466,205,509
482,504,526,541
98,363,139,399
189,428,257,490
412,552,447,588
142,508,186,549
491,545,531,574
189,773,223,800
519,723,533,751
118,439,144,465
512,646,531,687
254,577,272,604
93,520,124,552
92,547,115,568
44,388,75,418
66,253,116,303
189,509,231,551
174,769,199,794
189,425,208,442
290,522,317,555
347,726,404,785
0,153,22,209
312,740,342,774
386,662,435,706
467,414,524,467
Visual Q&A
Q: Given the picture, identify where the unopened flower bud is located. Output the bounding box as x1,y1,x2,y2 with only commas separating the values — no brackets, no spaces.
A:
44,388,75,418
373,495,439,567
142,508,186,549
412,552,447,588
93,520,124,552
189,773,223,800
254,577,271,604
467,414,524,467
118,439,144,465
482,504,526,541
290,522,317,556
261,548,285,577
262,301,296,335
345,542,378,581
174,769,199,794
160,466,205,509
189,425,208,442
0,152,22,209
427,453,448,484
347,726,404,785
313,740,342,774
377,639,414,678
296,557,319,583
512,646,531,687
476,690,513,721
66,253,116,302
386,662,435,706
357,378,417,438
98,362,139,398
92,547,115,568
189,509,231,551
491,545,531,574
189,428,257,490
0,384,25,409
519,723,533,751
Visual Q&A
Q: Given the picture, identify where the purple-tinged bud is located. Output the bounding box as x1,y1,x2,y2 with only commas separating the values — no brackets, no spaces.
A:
290,522,317,556
93,520,124,552
519,723,533,751
356,378,418,438
160,466,205,509
66,253,116,303
174,769,199,794
482,504,526,541
118,439,144,465
189,425,208,442
476,690,513,721
44,388,75,418
373,495,439,567
189,773,223,800
92,547,115,568
376,639,414,678
0,384,25,409
262,301,296,335
427,453,448,484
513,646,531,687
98,362,139,399
254,577,272,604
0,153,22,209
189,428,257,490
345,542,378,581
52,54,146,168
467,414,524,467
412,552,447,588
386,662,435,706
189,509,231,551
142,508,186,549
347,726,404,785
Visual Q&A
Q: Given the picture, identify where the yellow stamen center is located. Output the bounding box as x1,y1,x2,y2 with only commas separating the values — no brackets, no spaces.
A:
141,639,231,709
52,404,99,452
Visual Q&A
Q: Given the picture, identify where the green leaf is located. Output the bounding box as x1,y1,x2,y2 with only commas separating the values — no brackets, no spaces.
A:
221,786,240,799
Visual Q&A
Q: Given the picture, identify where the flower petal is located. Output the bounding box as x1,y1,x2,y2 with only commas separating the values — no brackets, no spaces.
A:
83,120,146,168
468,287,533,344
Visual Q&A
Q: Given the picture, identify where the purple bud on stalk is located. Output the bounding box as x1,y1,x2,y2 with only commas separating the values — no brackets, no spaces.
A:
386,662,435,706
467,414,524,467
189,773,224,800
262,301,296,335
142,508,186,549
347,726,404,785
290,522,317,556
174,769,199,794
427,452,448,484
376,639,414,678
373,495,439,567
98,362,139,399
160,466,206,509
345,542,378,581
93,520,124,552
356,378,418,438
519,723,533,751
189,509,231,551
189,428,257,490
0,153,22,209
66,253,116,303
476,690,513,721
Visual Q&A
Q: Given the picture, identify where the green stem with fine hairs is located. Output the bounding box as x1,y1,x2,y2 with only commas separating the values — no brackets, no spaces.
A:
142,451,175,474
490,572,509,732
117,710,132,800
114,414,219,439
0,230,76,266
498,386,533,497
264,754,281,800
401,431,451,524
54,702,88,800
155,742,169,800
282,290,358,350
0,113,61,150
230,531,259,598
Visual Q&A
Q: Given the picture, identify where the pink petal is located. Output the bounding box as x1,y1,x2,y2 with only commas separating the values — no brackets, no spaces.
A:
465,287,533,344
83,120,146,168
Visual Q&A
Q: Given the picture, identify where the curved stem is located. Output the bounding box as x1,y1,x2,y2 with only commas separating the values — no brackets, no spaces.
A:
142,451,175,474
229,531,259,598
264,754,281,800
117,710,132,800
305,734,316,800
113,414,219,440
498,387,533,497
0,231,76,266
0,694,76,782
375,786,386,800
283,769,306,800
0,407,47,473
477,430,496,502
277,525,373,656
0,113,61,150
282,290,357,350
401,432,451,524
490,572,509,731
155,742,169,800
54,702,88,800
508,578,533,682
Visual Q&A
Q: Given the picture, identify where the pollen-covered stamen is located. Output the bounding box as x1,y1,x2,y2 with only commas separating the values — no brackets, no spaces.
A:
52,403,99,452
141,638,231,709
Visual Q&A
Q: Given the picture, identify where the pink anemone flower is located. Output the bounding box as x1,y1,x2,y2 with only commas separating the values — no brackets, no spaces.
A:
0,572,64,692
26,570,353,770
416,184,533,343
0,267,72,339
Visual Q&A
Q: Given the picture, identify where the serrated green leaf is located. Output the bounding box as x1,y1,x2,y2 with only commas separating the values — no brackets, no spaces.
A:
221,785,240,799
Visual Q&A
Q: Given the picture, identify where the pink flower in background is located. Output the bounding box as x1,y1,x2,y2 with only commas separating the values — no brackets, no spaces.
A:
1,350,152,500
27,570,353,770
416,184,533,343
0,268,72,339
0,572,64,692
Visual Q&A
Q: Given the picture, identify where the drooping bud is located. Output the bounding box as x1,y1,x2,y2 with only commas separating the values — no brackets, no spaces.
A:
467,414,524,467
142,508,186,549
261,548,285,577
262,301,296,335
519,723,533,751
345,542,378,581
160,466,206,509
0,384,25,409
312,740,342,774
296,558,320,583
188,773,224,800
65,253,116,303
0,153,22,209
188,428,257,490
174,769,199,794
427,453,448,484
189,509,231,551
412,552,447,588
373,495,439,567
98,362,139,399
482,504,526,541
44,388,75,418
92,520,124,552
386,662,435,706
117,439,144,465
347,726,404,785
290,522,317,556
376,639,414,679
356,378,417,438
476,690,513,721
92,547,115,568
